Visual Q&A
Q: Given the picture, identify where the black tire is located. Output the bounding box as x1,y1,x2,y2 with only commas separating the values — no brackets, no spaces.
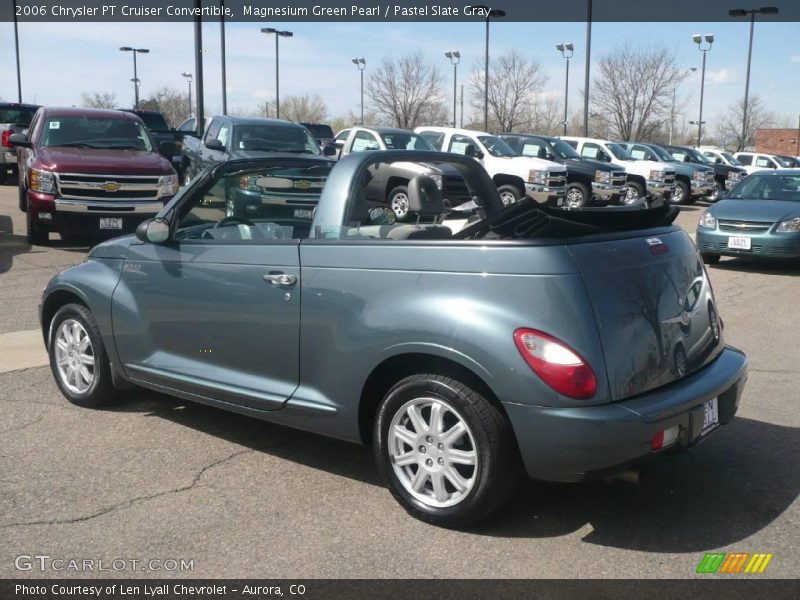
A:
374,374,519,528
497,184,522,207
0,169,7,185
707,180,724,202
671,180,690,205
624,180,644,205
565,182,590,209
701,252,721,265
18,185,27,213
26,209,48,245
48,303,121,408
387,185,411,221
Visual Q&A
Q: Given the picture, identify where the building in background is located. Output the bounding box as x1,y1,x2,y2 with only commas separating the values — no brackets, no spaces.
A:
755,128,800,157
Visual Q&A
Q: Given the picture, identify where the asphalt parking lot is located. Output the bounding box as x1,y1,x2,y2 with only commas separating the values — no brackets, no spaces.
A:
0,181,798,579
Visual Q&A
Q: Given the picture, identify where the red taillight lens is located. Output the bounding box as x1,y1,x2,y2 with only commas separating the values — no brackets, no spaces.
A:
514,328,597,399
1,130,11,148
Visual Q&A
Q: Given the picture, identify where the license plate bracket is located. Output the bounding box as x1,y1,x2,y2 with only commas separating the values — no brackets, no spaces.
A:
99,218,123,230
727,236,751,250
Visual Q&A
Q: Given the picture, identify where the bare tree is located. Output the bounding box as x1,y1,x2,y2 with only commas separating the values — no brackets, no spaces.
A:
523,96,563,135
137,87,191,128
591,44,686,141
81,92,117,109
279,94,329,123
366,51,446,129
470,50,548,133
713,95,776,151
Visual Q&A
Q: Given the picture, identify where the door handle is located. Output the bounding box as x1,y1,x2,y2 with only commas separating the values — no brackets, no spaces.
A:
263,273,297,287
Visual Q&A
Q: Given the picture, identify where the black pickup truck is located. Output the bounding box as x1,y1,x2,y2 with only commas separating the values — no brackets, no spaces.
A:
664,144,747,202
121,109,182,173
181,115,335,184
500,134,627,209
1,102,40,184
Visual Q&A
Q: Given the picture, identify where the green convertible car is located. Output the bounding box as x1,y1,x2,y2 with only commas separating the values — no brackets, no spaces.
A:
696,170,800,263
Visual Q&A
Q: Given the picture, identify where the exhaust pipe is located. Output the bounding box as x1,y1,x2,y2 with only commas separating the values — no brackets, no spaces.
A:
609,469,642,484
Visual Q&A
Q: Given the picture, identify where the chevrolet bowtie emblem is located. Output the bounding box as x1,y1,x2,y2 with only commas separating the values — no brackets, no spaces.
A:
102,182,122,193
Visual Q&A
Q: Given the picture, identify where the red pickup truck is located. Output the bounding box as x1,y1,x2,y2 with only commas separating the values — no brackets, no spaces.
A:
11,107,178,245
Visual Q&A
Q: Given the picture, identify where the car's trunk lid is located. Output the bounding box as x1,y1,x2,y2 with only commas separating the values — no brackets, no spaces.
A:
567,229,724,401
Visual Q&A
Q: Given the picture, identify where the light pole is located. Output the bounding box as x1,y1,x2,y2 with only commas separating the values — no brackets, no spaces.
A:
472,6,506,131
182,72,193,118
220,0,227,115
445,51,461,128
556,42,574,136
692,33,713,146
584,0,593,136
352,58,366,125
12,0,22,102
119,47,149,109
261,28,293,120
669,67,697,145
729,6,779,150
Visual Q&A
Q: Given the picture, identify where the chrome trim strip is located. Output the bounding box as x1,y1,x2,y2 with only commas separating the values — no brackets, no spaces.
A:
55,199,163,213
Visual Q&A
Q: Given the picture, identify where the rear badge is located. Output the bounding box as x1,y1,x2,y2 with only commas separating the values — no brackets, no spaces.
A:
646,237,669,255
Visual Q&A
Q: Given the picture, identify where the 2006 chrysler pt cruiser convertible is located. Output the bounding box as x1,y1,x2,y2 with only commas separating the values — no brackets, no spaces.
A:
41,151,747,527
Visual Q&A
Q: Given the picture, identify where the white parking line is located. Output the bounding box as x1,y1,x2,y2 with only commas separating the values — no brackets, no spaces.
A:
0,329,48,373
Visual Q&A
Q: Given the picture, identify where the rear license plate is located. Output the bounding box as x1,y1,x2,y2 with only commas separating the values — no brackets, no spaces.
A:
727,236,751,250
701,397,719,437
293,209,313,219
99,218,123,230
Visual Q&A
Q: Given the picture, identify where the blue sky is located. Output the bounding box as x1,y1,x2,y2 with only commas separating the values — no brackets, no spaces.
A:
2,19,798,128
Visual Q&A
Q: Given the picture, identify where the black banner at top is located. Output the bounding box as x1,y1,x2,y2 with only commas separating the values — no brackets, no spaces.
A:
3,0,800,22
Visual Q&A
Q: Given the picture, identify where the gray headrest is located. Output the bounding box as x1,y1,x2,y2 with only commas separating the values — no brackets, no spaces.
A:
408,174,445,216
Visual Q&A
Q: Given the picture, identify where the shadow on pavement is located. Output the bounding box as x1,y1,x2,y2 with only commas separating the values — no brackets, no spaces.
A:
109,388,799,552
0,214,90,274
709,256,800,277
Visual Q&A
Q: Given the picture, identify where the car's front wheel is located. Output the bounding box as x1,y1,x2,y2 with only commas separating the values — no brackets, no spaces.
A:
49,303,120,408
624,181,644,204
701,252,721,265
671,180,689,205
707,181,724,202
374,374,518,527
497,184,522,207
565,182,590,209
26,209,47,245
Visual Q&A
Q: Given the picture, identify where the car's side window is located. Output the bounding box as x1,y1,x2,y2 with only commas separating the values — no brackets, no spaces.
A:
178,118,196,132
520,141,544,157
581,142,603,160
204,120,221,143
216,124,231,149
448,134,476,155
737,154,753,165
419,131,445,150
630,145,651,160
174,164,332,243
562,140,578,149
755,156,773,168
351,130,380,152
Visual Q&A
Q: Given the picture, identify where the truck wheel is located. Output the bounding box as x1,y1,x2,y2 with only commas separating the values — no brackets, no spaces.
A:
624,181,644,205
388,185,411,221
671,180,689,205
49,303,120,408
497,184,522,207
26,209,48,245
374,374,518,528
701,252,721,265
565,183,590,209
707,181,724,202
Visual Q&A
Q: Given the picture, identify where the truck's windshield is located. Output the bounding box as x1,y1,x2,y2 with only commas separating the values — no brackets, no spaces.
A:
721,152,742,165
39,117,154,151
380,132,434,150
477,136,517,157
607,143,633,160
134,112,170,130
0,105,38,126
235,125,321,154
550,139,581,159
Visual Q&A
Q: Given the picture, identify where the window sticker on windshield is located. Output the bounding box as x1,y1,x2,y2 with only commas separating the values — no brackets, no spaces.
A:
49,121,60,129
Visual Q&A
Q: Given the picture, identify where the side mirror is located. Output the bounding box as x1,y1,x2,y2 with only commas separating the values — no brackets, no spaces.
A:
368,206,396,225
159,141,178,156
8,133,31,148
205,138,224,151
135,217,170,244
323,144,337,157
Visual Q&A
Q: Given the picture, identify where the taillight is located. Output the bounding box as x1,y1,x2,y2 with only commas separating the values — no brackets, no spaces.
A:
514,328,597,399
1,130,11,148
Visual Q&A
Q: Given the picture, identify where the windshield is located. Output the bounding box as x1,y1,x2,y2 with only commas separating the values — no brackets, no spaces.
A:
380,132,434,150
648,145,676,162
550,139,581,159
0,106,38,126
477,135,517,157
234,125,321,154
39,116,154,151
303,124,334,140
728,173,800,201
688,148,713,163
607,143,633,160
721,152,742,165
775,156,797,168
133,112,169,130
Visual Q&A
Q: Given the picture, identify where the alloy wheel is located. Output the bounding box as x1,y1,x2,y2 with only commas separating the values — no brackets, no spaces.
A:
388,397,478,508
624,185,640,204
391,192,410,219
499,191,517,206
54,319,96,395
565,187,585,209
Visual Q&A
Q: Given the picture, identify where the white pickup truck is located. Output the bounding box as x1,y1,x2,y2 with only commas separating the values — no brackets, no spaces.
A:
561,136,676,205
414,126,567,206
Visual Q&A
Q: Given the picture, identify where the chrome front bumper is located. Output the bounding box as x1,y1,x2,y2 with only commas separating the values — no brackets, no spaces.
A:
54,199,165,214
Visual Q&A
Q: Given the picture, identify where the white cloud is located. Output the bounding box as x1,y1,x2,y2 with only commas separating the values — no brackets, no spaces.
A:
791,55,800,63
705,68,739,86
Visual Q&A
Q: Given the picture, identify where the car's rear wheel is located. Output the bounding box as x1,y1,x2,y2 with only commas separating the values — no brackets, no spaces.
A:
388,185,411,221
497,184,522,207
624,181,644,204
701,252,721,265
374,374,518,527
49,303,120,408
565,182,590,209
26,209,48,245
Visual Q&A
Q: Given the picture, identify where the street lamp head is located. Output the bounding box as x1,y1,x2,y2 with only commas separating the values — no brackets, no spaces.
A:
261,27,277,34
728,8,747,16
555,43,564,51
704,33,714,44
760,6,779,15
119,46,133,52
489,9,506,18
565,42,574,52
692,33,702,44
453,51,460,59
181,72,193,82
138,48,150,54
279,31,293,37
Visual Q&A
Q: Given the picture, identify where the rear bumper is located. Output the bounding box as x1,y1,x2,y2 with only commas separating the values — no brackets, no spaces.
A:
2,151,17,170
696,229,800,259
503,346,747,482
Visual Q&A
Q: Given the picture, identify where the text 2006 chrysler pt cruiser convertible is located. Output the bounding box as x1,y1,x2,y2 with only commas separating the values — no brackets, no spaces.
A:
40,152,747,527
